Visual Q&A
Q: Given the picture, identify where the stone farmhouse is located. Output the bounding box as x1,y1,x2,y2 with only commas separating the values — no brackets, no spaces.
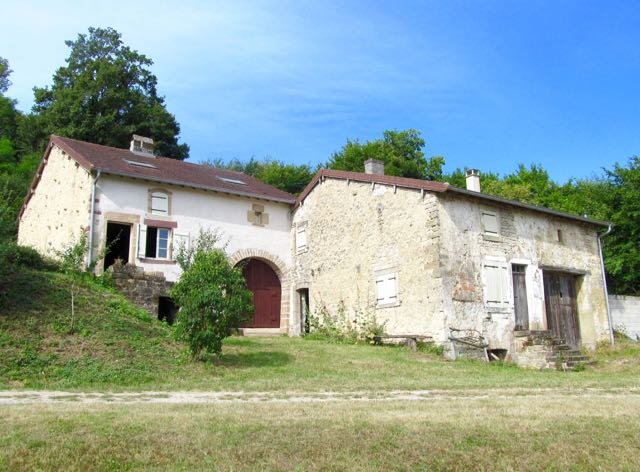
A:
18,135,613,365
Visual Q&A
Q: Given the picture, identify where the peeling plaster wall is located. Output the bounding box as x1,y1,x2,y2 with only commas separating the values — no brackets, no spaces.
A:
291,178,445,339
438,192,609,353
18,145,93,256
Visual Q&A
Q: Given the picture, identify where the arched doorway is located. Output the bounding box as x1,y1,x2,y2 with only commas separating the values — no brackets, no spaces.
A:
241,258,281,328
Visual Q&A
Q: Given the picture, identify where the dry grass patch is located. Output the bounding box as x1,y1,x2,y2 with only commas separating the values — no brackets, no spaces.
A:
2,392,640,471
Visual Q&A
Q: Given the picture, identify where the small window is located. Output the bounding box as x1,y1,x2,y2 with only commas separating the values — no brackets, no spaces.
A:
247,203,269,226
149,190,170,216
376,272,398,306
145,227,171,259
482,211,499,237
296,226,307,251
556,229,563,243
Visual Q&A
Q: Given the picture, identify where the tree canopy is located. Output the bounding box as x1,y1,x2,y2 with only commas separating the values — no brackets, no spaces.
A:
32,27,189,159
326,129,445,180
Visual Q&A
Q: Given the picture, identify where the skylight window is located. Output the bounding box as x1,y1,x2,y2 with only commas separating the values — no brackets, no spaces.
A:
124,159,157,169
217,176,247,185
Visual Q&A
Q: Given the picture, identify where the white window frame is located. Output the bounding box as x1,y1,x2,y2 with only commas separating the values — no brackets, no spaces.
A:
138,224,172,260
375,270,399,308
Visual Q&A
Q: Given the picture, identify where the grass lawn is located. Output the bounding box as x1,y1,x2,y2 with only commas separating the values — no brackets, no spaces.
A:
2,393,640,471
1,269,640,392
2,268,640,470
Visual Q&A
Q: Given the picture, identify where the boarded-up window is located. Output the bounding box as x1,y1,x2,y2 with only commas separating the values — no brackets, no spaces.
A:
296,226,307,250
151,191,169,216
376,272,398,306
482,211,499,236
484,261,510,307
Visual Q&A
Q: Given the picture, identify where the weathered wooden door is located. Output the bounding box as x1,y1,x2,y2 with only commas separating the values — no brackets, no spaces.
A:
512,265,529,331
543,272,580,348
242,259,281,328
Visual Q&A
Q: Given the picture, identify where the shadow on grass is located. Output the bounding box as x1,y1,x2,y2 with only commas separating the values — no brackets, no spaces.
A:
0,268,65,314
217,351,293,369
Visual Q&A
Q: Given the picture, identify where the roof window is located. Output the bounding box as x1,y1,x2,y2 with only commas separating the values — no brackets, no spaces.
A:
124,159,157,169
217,176,247,185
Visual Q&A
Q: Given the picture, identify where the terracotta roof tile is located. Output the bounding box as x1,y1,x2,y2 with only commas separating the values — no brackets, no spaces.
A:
50,135,296,204
296,168,449,206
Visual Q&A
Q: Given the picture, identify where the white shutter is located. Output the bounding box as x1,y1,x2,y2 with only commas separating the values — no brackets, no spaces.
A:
376,273,398,305
296,227,307,249
173,232,190,259
137,224,147,259
484,262,509,305
151,192,168,215
482,212,499,235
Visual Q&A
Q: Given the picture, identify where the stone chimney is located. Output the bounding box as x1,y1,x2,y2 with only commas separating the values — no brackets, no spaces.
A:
465,169,481,192
130,135,155,157
364,159,385,175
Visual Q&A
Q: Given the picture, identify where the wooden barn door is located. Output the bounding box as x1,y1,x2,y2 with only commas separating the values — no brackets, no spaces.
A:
543,272,580,349
242,259,281,328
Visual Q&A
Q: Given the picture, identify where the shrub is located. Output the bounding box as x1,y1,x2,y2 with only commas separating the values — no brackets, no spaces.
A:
0,241,45,269
170,249,253,359
306,301,385,344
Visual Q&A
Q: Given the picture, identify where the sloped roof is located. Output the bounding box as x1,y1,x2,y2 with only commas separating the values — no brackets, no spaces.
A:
297,168,609,227
47,135,296,204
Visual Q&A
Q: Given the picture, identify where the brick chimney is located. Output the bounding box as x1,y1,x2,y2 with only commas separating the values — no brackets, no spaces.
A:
465,169,481,192
130,135,154,157
364,159,384,175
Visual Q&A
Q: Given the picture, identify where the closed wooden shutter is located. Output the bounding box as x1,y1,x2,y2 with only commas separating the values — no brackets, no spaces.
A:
137,224,147,259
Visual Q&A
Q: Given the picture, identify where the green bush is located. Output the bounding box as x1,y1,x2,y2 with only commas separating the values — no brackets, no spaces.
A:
170,249,253,359
0,241,46,269
306,301,386,344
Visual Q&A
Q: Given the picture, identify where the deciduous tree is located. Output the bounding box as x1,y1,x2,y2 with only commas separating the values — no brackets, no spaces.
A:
33,27,189,159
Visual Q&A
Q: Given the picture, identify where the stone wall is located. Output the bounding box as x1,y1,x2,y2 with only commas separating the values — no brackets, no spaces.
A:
438,192,609,354
110,262,172,316
291,178,445,338
18,144,94,256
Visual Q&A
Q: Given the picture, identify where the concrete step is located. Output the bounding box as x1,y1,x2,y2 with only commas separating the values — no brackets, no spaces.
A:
240,328,283,337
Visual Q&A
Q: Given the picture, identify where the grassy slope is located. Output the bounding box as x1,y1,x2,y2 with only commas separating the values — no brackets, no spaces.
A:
1,268,640,392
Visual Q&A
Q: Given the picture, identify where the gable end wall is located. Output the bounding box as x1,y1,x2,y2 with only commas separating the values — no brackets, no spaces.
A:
18,145,93,257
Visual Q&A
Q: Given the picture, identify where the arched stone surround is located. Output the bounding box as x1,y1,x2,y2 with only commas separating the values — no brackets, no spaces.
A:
229,248,291,334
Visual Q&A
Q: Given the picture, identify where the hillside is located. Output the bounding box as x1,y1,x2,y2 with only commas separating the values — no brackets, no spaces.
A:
1,267,639,393
0,268,186,390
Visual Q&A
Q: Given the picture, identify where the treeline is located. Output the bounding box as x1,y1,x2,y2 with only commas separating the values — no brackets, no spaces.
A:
1,27,638,295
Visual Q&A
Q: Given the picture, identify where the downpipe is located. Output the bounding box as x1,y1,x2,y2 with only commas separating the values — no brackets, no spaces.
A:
597,224,614,345
87,169,101,270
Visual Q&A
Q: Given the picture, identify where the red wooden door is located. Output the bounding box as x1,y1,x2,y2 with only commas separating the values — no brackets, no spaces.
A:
242,259,281,328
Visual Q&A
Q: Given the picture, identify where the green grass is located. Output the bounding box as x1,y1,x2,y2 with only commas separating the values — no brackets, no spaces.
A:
2,394,640,471
1,267,639,392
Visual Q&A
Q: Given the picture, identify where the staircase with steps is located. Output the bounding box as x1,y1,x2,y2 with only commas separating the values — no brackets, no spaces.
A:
514,330,593,370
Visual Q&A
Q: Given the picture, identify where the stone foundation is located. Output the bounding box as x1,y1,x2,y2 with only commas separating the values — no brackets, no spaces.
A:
110,262,173,316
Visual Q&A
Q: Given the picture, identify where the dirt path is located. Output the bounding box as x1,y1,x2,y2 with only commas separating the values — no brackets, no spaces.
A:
1,387,639,405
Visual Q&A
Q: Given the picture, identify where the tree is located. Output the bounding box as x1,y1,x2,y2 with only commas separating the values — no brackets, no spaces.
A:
209,156,315,195
601,157,640,295
0,57,11,93
32,27,189,159
326,129,445,180
171,233,253,359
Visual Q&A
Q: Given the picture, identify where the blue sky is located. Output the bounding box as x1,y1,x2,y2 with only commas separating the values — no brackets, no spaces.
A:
2,0,639,182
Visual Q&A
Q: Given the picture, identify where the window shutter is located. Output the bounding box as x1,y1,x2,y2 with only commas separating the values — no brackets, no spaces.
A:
173,232,190,259
484,262,509,305
296,227,307,249
482,212,499,235
376,273,398,305
386,274,397,301
151,192,169,215
376,276,387,302
137,224,147,259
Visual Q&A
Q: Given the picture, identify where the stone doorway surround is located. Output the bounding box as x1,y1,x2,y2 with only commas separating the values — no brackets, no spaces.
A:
229,249,290,335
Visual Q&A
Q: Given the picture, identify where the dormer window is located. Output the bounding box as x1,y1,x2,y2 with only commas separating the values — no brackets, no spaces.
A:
149,189,171,216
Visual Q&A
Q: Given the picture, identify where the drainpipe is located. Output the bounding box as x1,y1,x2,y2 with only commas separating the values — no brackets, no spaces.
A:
597,224,614,345
87,169,101,270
